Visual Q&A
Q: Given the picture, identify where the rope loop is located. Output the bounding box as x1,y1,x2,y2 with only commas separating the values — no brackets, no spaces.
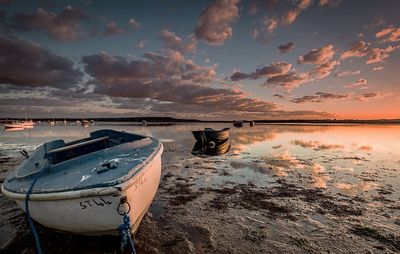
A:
117,197,136,254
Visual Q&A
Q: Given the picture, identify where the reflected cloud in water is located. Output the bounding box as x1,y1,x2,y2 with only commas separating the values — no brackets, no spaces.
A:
291,140,344,150
335,181,378,196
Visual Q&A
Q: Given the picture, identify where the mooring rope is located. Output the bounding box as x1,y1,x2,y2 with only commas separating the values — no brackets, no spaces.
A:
117,197,137,254
25,167,46,254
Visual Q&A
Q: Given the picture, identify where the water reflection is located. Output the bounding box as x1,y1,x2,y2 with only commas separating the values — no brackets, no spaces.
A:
0,123,399,199
191,139,230,157
291,140,344,150
335,181,378,196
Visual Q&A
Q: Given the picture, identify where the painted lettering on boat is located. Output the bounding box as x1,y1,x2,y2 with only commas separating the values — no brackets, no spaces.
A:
79,197,112,209
131,175,147,192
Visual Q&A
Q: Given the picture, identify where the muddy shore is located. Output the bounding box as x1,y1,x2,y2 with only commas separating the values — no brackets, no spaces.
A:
1,141,399,254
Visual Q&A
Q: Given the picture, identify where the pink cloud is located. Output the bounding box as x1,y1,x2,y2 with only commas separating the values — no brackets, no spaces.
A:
298,44,335,65
159,30,197,54
345,78,367,88
194,0,239,45
340,40,369,60
251,16,278,44
366,45,400,64
280,0,312,26
376,26,400,43
372,66,384,71
281,0,312,26
335,70,361,77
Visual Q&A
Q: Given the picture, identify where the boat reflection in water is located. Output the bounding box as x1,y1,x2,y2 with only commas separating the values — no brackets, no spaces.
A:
191,138,230,157
3,127,25,132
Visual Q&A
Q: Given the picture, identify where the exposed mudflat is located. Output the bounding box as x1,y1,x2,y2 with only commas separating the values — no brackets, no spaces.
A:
1,124,399,253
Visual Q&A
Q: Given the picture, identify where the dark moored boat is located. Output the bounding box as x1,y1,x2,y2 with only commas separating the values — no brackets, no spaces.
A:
233,121,244,128
192,139,230,156
191,128,229,143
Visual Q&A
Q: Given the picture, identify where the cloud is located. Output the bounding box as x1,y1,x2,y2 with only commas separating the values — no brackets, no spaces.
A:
372,66,384,71
298,44,335,64
354,92,389,101
363,16,385,29
290,92,350,103
278,42,295,54
230,62,292,81
247,0,279,15
319,0,342,6
0,36,82,88
366,45,400,64
310,60,340,79
335,70,361,77
194,0,239,45
345,78,367,88
10,6,86,41
264,71,309,90
280,0,312,26
298,44,338,80
340,40,369,60
159,30,197,54
136,39,147,49
230,71,250,81
340,40,400,64
82,51,282,116
250,16,278,44
127,18,141,29
375,26,400,43
252,62,293,79
104,21,124,36
273,94,285,98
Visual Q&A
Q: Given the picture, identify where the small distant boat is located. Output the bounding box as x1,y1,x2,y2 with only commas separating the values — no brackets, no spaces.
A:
22,120,34,128
191,128,230,143
2,129,163,235
4,122,24,129
192,139,230,156
233,121,244,128
82,120,90,127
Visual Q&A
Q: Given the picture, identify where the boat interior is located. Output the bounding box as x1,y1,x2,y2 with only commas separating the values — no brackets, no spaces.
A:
47,130,147,165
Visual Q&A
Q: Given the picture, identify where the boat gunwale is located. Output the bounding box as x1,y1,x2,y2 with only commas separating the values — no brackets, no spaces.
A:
1,141,163,201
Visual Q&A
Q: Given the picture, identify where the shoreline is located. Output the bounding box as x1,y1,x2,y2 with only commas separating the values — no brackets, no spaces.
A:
1,144,399,253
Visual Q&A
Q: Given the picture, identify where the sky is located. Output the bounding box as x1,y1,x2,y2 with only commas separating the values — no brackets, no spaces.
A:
0,0,399,120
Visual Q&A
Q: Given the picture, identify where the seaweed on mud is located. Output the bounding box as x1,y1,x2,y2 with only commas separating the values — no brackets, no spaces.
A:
234,186,293,216
289,236,321,254
165,182,204,206
243,228,267,243
318,200,363,216
350,225,400,251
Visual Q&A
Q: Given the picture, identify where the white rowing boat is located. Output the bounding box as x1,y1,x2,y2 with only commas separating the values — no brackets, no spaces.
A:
1,129,163,235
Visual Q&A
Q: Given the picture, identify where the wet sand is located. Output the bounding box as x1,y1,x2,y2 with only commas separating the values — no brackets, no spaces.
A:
1,124,400,253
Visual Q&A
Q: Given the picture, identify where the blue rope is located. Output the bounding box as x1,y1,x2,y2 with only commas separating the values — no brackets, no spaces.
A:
118,213,136,254
25,168,46,254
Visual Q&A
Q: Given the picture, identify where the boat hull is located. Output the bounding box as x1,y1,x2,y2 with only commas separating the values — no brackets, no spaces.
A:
5,146,162,235
191,128,230,143
4,123,24,128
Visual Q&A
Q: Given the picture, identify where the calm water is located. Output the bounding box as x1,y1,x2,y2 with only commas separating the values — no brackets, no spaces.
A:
1,123,399,198
1,122,400,253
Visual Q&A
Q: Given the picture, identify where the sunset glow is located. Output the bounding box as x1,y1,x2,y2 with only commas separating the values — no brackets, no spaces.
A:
0,0,399,120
